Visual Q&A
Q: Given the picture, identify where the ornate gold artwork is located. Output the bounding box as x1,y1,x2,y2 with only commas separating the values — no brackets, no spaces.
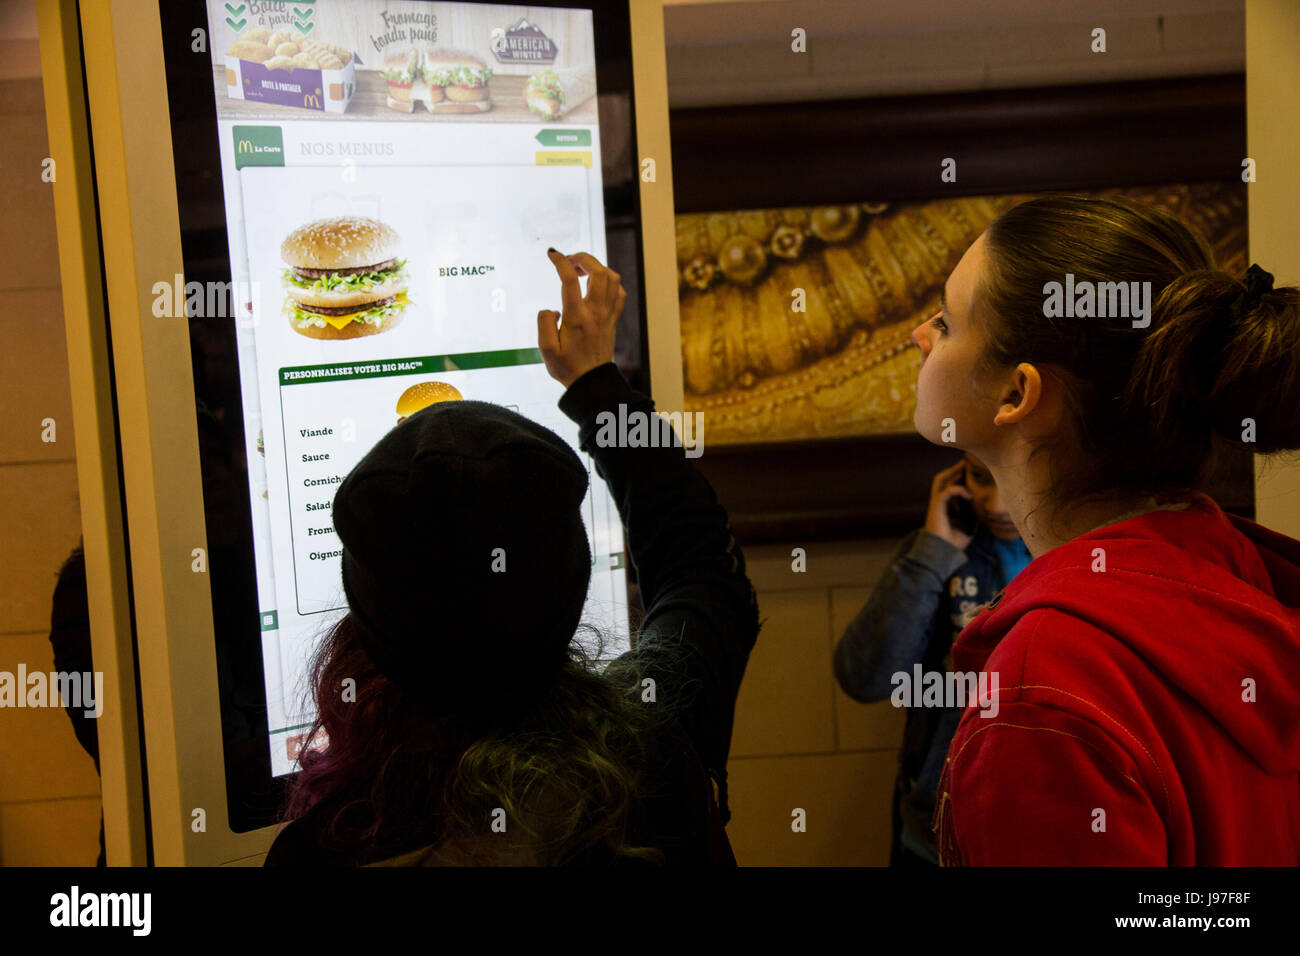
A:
676,183,1247,445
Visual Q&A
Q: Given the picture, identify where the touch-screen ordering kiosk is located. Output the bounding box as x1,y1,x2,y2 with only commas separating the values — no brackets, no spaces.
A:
38,0,682,865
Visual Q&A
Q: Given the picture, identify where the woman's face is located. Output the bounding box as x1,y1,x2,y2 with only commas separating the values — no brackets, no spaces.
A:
911,232,1005,456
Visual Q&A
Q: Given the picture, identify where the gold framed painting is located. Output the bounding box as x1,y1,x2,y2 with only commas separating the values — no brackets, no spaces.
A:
676,183,1247,447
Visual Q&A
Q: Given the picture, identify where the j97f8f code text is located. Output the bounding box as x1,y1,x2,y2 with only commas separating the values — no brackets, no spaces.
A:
1138,892,1251,907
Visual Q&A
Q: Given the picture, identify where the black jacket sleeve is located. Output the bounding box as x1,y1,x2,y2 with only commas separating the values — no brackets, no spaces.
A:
558,363,760,822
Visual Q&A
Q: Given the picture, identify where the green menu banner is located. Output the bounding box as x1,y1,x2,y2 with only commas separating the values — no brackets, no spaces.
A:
535,129,592,147
279,349,545,386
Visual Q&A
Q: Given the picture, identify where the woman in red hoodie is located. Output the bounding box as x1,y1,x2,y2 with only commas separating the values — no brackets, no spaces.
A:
910,195,1300,865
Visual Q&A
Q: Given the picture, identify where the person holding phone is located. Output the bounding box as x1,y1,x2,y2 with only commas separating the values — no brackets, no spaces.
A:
834,453,1029,866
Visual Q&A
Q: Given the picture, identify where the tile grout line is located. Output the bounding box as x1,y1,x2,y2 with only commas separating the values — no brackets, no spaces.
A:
0,458,78,468
0,794,102,806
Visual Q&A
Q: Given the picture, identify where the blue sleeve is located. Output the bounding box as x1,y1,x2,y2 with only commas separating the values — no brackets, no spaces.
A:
834,528,967,702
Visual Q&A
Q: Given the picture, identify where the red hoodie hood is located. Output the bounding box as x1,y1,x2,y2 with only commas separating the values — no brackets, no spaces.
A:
953,492,1300,775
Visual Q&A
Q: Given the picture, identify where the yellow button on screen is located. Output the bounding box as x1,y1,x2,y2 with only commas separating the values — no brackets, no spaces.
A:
535,151,593,167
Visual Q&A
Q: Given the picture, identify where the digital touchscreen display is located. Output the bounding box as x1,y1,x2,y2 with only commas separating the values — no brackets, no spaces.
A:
193,0,632,779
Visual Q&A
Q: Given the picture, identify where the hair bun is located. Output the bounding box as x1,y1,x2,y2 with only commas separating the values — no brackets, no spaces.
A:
1226,264,1275,324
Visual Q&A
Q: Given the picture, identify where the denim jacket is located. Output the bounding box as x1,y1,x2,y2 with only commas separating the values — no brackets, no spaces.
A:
834,522,1003,860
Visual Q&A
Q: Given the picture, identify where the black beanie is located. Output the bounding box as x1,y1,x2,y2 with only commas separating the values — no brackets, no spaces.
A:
331,399,592,723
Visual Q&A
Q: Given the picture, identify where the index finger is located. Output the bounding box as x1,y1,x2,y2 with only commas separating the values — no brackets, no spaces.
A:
565,252,606,278
547,248,585,319
566,252,609,312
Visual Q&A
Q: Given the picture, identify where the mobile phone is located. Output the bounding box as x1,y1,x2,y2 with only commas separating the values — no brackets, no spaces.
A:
946,495,978,537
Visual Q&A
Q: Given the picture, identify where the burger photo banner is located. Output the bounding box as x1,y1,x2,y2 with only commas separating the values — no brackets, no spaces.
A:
208,0,599,123
197,0,629,775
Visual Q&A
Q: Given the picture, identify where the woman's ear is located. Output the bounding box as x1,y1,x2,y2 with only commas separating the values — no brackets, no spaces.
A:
993,362,1044,427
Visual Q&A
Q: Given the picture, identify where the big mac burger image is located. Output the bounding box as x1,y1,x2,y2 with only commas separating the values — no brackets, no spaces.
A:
280,216,410,339
396,381,462,424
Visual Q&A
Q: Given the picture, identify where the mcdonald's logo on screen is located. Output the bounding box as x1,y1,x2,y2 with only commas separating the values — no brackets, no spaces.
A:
303,91,322,109
233,125,285,170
